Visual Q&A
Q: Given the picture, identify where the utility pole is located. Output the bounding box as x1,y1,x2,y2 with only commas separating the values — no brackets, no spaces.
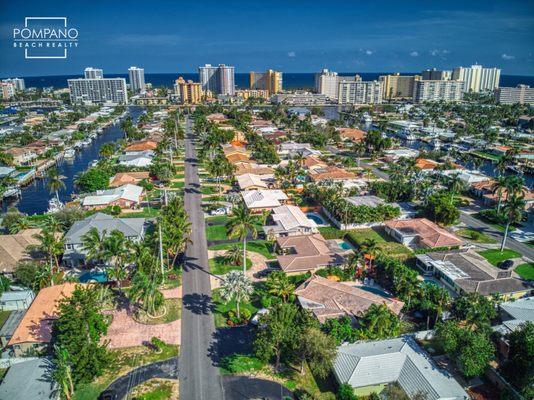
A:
158,221,164,277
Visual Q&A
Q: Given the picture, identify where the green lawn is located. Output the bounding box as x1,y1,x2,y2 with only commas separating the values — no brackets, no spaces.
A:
318,226,345,239
120,207,160,218
472,151,501,162
133,380,174,400
206,224,229,241
515,263,534,280
456,228,496,244
201,185,218,195
208,240,274,259
203,195,225,203
170,181,185,189
220,354,265,375
345,228,414,259
173,173,185,179
212,288,260,328
477,248,522,266
205,215,229,225
209,256,252,275
0,311,11,328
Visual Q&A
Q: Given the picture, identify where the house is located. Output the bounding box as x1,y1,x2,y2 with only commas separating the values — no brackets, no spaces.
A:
337,128,366,143
385,218,462,249
415,158,440,171
118,152,153,167
63,212,147,267
0,358,58,399
0,229,42,276
124,140,158,153
235,165,275,176
494,296,534,336
275,233,345,274
263,205,318,238
383,148,420,162
441,169,490,184
222,143,250,158
278,142,321,159
0,290,35,311
334,336,468,399
345,196,415,220
242,190,289,212
295,275,404,323
206,113,228,123
415,249,531,298
4,147,37,166
226,153,253,167
82,184,143,210
236,173,275,191
0,166,15,179
0,310,25,347
308,166,357,183
304,155,328,170
8,283,80,356
109,171,150,188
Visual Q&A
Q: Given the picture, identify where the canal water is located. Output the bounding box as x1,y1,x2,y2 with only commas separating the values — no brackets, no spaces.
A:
2,106,143,215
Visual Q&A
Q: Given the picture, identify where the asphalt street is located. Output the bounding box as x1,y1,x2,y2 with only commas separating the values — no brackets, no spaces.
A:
178,117,225,400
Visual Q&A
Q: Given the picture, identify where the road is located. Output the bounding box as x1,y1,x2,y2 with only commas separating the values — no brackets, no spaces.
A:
179,117,225,399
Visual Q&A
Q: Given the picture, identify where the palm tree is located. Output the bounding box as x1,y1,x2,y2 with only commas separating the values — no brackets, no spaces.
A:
359,238,380,271
223,244,243,266
491,175,508,212
265,271,295,302
446,173,465,205
129,271,164,316
219,271,253,319
52,345,74,400
81,227,107,265
500,194,526,251
504,175,525,199
102,230,130,289
359,303,400,340
32,229,64,272
226,203,258,274
46,167,66,202
352,142,366,168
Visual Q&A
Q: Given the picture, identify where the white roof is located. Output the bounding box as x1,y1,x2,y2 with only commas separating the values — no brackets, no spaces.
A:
82,184,143,206
270,205,317,231
236,173,274,190
242,190,288,209
334,336,468,400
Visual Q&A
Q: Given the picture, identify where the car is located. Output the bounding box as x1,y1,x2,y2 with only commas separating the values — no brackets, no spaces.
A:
497,259,514,270
251,308,269,326
210,207,228,216
253,269,273,279
99,390,117,400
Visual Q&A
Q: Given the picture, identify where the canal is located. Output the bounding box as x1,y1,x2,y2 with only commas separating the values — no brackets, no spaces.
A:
2,106,143,215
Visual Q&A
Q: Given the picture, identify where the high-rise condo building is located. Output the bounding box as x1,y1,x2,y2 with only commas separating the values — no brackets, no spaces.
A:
412,80,463,103
2,78,25,91
173,77,203,104
421,69,452,81
68,78,128,104
84,67,104,79
379,73,421,99
198,64,235,95
452,64,500,93
249,69,283,94
128,66,146,93
494,85,534,105
338,80,382,104
0,82,16,99
315,69,341,100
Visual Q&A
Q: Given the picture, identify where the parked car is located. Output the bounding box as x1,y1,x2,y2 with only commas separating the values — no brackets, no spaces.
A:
210,207,228,216
497,259,514,270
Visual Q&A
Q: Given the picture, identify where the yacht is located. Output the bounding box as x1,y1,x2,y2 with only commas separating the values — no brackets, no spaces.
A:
64,148,76,159
81,138,92,146
47,198,65,213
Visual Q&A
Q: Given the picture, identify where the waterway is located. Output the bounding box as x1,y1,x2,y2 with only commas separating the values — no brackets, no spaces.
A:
2,106,143,215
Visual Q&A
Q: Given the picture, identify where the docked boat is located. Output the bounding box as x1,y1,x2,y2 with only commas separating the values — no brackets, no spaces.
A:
81,138,92,146
47,198,65,213
430,138,441,149
64,148,76,159
396,128,417,141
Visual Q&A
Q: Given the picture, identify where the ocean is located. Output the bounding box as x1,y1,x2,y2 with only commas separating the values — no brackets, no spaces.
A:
15,73,534,90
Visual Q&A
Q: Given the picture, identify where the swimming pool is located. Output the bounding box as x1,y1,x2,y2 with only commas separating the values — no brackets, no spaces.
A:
79,270,108,283
338,241,352,250
306,212,327,226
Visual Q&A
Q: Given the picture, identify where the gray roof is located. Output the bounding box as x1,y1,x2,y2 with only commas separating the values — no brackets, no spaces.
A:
345,195,397,208
334,336,468,400
0,358,57,399
500,296,534,322
0,310,24,337
64,212,146,245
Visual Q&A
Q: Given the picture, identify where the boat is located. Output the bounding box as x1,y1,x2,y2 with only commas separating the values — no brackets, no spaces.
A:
73,141,83,149
2,187,21,199
430,138,441,149
81,138,92,146
47,198,65,213
64,148,76,159
396,128,417,141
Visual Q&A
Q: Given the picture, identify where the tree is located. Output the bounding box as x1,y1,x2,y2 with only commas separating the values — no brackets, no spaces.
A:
81,227,107,265
32,229,64,272
149,159,175,184
53,285,110,384
0,151,14,166
452,293,497,329
129,271,164,316
491,175,508,212
159,196,191,267
223,244,243,266
500,194,525,251
99,143,116,158
419,282,451,328
75,167,112,192
322,316,359,345
502,322,534,397
359,238,380,270
52,345,74,400
359,303,400,340
423,191,460,226
337,384,358,400
13,261,40,290
219,271,253,319
297,327,336,377
102,230,130,289
226,203,258,274
265,271,295,302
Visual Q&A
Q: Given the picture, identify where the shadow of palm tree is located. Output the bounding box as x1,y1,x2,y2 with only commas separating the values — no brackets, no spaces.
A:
181,293,214,315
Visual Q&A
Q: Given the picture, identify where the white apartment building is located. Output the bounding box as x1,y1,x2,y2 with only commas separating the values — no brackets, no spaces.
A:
338,80,382,104
413,80,464,103
68,78,128,104
494,85,534,105
198,64,235,95
452,64,500,93
2,78,25,91
128,66,146,93
0,82,16,99
84,67,104,79
315,69,341,100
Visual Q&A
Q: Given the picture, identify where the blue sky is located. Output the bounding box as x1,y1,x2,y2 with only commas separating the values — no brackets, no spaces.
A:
1,0,533,77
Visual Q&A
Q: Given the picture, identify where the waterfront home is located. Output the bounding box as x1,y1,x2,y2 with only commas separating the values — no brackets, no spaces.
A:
333,336,468,399
278,142,321,159
0,358,58,400
242,189,289,212
304,155,328,170
7,283,80,356
384,218,462,249
336,128,366,143
383,148,420,162
440,169,490,184
295,274,404,323
235,165,275,176
236,173,276,191
263,205,318,238
63,212,147,267
0,166,15,179
0,289,35,311
415,249,531,299
222,143,251,158
124,140,158,153
109,171,150,188
308,165,357,183
470,180,534,210
275,233,345,274
0,229,41,277
415,158,440,171
118,152,153,168
81,183,143,210
4,147,37,166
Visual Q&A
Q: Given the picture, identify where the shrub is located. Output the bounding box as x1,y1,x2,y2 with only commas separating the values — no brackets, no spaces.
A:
261,296,272,308
220,353,265,374
337,383,358,400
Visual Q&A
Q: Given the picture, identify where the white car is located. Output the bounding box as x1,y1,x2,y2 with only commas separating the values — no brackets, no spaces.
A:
210,207,228,216
251,308,269,326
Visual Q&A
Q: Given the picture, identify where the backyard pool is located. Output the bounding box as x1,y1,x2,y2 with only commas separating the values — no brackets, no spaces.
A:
338,241,353,250
79,270,108,283
306,212,327,226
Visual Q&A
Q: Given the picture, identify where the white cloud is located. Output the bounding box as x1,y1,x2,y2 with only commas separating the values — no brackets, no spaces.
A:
287,51,296,58
501,53,515,60
365,49,373,55
410,51,419,57
430,49,450,57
